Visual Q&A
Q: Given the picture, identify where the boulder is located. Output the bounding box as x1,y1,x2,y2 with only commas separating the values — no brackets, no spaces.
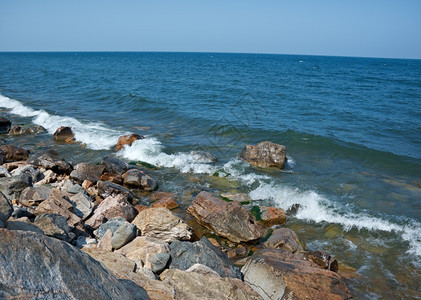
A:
69,192,94,220
116,236,170,264
0,173,33,201
32,150,73,174
93,217,128,239
11,164,41,183
0,229,141,299
169,236,242,279
34,213,73,242
239,141,287,169
150,192,179,210
70,163,105,184
220,192,251,203
162,269,263,300
241,249,351,300
8,125,26,135
0,191,13,224
53,126,74,141
85,194,137,230
100,155,130,175
263,227,304,253
97,229,113,251
115,133,144,151
132,207,192,243
251,206,286,227
187,191,262,243
0,145,29,162
122,169,157,191
304,250,339,272
0,116,11,133
111,222,137,250
97,180,134,202
84,248,175,300
19,185,53,207
150,253,171,274
100,172,123,184
27,125,46,134
6,218,44,235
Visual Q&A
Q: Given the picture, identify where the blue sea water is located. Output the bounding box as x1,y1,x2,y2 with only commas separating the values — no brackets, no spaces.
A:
1,52,421,298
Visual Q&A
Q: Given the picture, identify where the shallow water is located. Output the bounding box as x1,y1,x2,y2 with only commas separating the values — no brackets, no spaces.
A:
1,52,421,298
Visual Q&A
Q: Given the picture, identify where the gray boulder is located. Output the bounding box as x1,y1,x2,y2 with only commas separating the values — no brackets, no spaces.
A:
11,164,41,183
93,217,128,239
111,222,137,250
0,173,33,201
0,191,13,224
34,213,73,242
31,150,73,174
0,229,143,299
150,253,170,274
19,185,52,207
69,192,94,220
70,163,105,184
239,141,287,169
169,236,242,279
101,155,130,175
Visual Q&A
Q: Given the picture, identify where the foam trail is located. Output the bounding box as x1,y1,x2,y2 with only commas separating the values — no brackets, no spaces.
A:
0,94,127,150
249,182,421,256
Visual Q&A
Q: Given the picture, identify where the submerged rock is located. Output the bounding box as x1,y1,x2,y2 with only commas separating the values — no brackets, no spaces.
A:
115,133,144,151
8,125,26,135
239,141,287,169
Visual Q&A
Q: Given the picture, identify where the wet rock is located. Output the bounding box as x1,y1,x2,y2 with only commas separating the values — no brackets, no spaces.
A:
305,250,339,272
97,180,134,202
8,125,26,135
93,216,128,239
169,236,242,279
85,194,137,230
150,192,179,210
6,218,44,234
263,227,304,253
132,207,192,242
27,125,46,134
32,150,73,174
0,173,33,201
187,191,262,243
100,155,130,175
19,185,53,207
69,192,94,220
111,222,137,250
70,163,105,184
116,236,170,264
115,133,144,151
0,191,13,224
241,249,351,300
0,229,140,299
150,253,170,274
251,205,286,227
83,247,175,300
34,213,73,242
239,141,287,169
0,117,11,133
162,268,262,300
0,145,29,162
122,169,158,191
53,126,74,141
100,172,123,184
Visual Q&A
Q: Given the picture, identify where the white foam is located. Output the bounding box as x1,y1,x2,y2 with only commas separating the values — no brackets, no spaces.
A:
0,94,127,150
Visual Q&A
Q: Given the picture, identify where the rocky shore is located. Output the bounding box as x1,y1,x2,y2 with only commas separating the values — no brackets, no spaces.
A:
0,119,351,299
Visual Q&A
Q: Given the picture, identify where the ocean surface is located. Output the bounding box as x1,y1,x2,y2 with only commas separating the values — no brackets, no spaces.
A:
1,52,420,298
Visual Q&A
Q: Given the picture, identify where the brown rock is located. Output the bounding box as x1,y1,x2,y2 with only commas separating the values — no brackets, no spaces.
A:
132,207,192,243
263,227,304,253
254,206,286,227
241,249,351,300
115,133,144,151
100,172,123,185
0,145,29,162
187,191,262,243
84,194,137,229
122,169,157,191
134,204,150,213
8,125,26,135
53,126,74,141
97,229,113,251
149,192,179,210
82,179,93,190
70,163,105,184
116,236,170,263
239,141,287,169
305,250,339,272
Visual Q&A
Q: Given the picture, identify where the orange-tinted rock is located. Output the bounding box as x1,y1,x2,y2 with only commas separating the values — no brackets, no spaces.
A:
115,134,144,151
100,172,123,185
53,126,74,141
151,198,179,210
256,206,286,226
82,179,93,190
134,204,150,214
239,141,287,169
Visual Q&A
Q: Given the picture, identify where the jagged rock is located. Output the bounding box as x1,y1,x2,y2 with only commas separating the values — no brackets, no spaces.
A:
11,164,41,183
8,125,26,135
53,126,74,141
241,249,351,300
67,183,84,194
162,268,263,300
85,194,137,230
239,141,287,169
150,253,171,274
132,207,192,243
35,169,57,185
34,213,73,242
32,150,73,174
0,145,29,162
115,134,144,151
97,229,113,251
11,206,34,219
150,192,179,210
19,185,52,207
251,205,286,227
187,191,262,243
100,172,123,184
97,180,134,202
111,222,137,250
94,217,128,239
263,227,304,253
100,155,130,175
6,218,44,234
70,163,105,184
0,191,13,224
83,248,175,300
0,117,11,133
0,173,33,201
116,236,170,264
69,192,94,220
169,236,242,279
304,250,339,272
0,229,141,299
122,169,157,191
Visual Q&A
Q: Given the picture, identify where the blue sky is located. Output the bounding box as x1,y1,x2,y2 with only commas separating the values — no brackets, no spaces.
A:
1,0,420,59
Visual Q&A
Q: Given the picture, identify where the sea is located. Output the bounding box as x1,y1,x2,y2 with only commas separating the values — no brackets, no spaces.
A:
0,52,420,298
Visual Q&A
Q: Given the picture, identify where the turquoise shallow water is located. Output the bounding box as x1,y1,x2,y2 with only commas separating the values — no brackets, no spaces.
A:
1,52,421,298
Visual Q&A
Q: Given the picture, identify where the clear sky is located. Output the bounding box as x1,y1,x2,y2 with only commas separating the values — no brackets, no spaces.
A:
1,0,420,59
